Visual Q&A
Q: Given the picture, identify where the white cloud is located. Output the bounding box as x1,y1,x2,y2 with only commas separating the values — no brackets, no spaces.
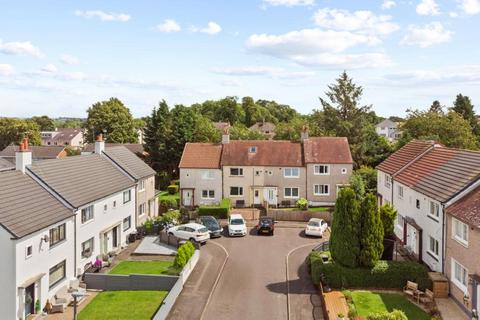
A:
74,10,131,22
60,54,79,65
263,0,314,7
416,0,440,15
40,64,57,73
313,8,399,36
402,22,452,48
449,11,459,17
155,19,181,33
0,64,14,76
291,52,392,68
381,0,397,10
0,40,44,58
61,71,88,81
384,65,480,85
458,0,480,14
192,21,222,35
212,66,315,79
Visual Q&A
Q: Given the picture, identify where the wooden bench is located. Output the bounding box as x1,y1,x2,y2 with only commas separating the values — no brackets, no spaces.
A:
403,281,418,299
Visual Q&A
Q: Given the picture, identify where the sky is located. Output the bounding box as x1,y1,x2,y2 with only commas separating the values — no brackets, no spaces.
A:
0,0,479,118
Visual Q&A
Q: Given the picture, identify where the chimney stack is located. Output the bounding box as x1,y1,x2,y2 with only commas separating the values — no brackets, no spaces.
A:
95,133,105,154
222,126,230,144
301,125,309,142
16,137,32,173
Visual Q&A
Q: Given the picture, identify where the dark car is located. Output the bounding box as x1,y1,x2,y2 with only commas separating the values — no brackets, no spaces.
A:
197,216,223,238
256,217,275,235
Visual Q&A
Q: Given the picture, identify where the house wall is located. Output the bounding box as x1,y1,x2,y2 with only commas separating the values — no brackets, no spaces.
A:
0,228,16,320
179,168,222,206
445,214,480,312
306,163,352,205
75,187,135,274
377,170,393,205
392,181,444,272
136,175,156,226
13,218,75,319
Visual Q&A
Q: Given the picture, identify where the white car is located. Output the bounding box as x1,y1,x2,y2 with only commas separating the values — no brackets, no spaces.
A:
305,218,328,237
168,223,210,244
228,214,247,237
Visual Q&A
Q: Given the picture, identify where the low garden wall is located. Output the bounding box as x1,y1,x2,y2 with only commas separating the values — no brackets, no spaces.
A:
267,209,332,222
84,273,178,291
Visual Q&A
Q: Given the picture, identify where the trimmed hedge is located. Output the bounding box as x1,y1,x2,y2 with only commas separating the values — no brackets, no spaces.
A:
167,185,179,195
309,252,432,290
160,198,177,210
198,198,231,219
174,241,195,269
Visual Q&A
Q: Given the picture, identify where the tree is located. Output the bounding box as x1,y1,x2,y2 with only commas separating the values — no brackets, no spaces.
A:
31,115,55,131
429,100,443,114
349,174,365,200
144,100,171,173
193,115,221,143
213,96,245,125
379,204,397,237
330,188,361,268
274,117,309,141
0,118,41,150
354,166,378,194
85,98,137,143
451,94,479,136
229,124,266,140
359,193,384,267
167,105,197,175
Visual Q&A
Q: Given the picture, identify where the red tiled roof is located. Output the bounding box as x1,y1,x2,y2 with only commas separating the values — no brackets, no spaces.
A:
447,185,480,228
179,143,222,169
377,140,435,175
303,137,353,164
221,140,303,167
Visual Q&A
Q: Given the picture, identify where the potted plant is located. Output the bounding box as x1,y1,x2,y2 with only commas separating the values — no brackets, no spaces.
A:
35,299,41,314
337,313,345,320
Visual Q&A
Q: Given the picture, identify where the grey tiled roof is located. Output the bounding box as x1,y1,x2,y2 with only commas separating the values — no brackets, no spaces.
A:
103,146,155,180
0,158,14,171
29,154,135,208
0,171,74,238
0,145,65,159
83,143,145,155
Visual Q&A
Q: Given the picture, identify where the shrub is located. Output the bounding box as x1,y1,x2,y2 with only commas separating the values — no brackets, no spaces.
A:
309,258,432,291
296,198,308,211
367,310,407,320
171,179,180,186
359,194,384,267
143,219,154,232
158,210,181,225
380,204,397,237
167,185,179,195
173,241,195,269
198,198,231,219
160,198,177,210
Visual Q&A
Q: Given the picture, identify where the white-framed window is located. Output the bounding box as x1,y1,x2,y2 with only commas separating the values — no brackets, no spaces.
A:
341,168,347,174
230,168,243,176
284,168,299,178
26,245,33,259
268,170,273,176
452,259,468,292
103,204,108,212
396,214,403,227
113,200,117,209
123,216,131,231
123,190,131,204
81,205,94,223
385,174,391,188
81,238,94,258
428,236,439,259
314,184,330,196
416,199,420,209
284,187,299,198
139,179,145,191
202,190,215,199
139,203,146,216
249,146,257,153
49,260,66,289
397,185,403,199
429,201,440,220
452,218,469,246
201,170,215,180
50,223,66,246
230,186,243,196
314,165,330,175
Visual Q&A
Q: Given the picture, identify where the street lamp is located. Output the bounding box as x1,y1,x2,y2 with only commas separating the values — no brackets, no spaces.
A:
71,291,89,320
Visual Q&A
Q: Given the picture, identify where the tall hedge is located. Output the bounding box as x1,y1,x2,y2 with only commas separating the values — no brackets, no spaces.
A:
330,188,361,268
198,198,231,219
359,193,384,267
380,204,397,237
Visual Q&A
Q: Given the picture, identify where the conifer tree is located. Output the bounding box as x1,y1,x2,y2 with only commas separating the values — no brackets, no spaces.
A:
359,194,384,267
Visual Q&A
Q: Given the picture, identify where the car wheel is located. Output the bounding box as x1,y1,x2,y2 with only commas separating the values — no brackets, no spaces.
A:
168,232,174,236
270,231,274,236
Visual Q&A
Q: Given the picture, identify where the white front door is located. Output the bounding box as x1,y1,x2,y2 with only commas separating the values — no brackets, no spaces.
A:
477,284,480,311
264,188,277,205
406,225,417,254
183,190,192,206
253,189,261,205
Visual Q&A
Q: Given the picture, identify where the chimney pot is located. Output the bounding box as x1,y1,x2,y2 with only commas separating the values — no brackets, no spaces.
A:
16,139,32,173
96,133,103,142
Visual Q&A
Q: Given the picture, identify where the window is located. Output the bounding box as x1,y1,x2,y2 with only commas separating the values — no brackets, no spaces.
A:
314,165,329,175
49,224,66,246
139,180,145,191
429,201,440,219
81,238,94,258
452,259,468,291
284,187,299,198
202,170,215,180
396,214,404,227
428,236,439,259
230,168,243,176
397,185,403,199
416,199,420,209
314,184,330,196
341,168,347,174
81,205,94,223
103,204,107,212
385,174,392,188
123,190,131,204
26,245,33,259
284,168,299,178
49,260,66,289
453,218,468,245
201,190,215,199
268,171,273,176
230,187,243,196
113,200,117,209
123,216,131,231
248,146,257,153
139,203,146,216
255,170,261,176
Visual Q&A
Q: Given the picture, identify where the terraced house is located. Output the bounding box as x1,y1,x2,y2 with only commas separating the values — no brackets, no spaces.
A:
179,129,353,207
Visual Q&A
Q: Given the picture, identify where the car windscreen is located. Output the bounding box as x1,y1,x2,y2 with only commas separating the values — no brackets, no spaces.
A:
202,218,219,228
260,219,272,225
230,219,244,225
308,221,320,227
198,227,209,233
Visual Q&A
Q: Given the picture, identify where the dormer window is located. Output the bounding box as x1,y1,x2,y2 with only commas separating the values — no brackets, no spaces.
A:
249,146,257,153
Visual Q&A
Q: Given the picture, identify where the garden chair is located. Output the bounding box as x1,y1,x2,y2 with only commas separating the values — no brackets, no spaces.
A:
420,289,435,308
403,281,418,299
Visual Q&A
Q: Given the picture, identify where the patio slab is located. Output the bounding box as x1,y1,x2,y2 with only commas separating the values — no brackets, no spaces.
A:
436,298,469,320
134,236,177,256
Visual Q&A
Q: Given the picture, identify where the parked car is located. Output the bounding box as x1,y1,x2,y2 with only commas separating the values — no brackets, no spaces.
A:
197,215,223,238
256,217,275,235
305,218,328,237
168,223,210,244
228,214,247,237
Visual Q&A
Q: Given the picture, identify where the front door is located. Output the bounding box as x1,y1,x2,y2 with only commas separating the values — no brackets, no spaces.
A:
476,283,480,311
24,283,35,317
253,189,261,205
183,190,192,206
103,233,109,254
112,226,118,249
264,188,277,205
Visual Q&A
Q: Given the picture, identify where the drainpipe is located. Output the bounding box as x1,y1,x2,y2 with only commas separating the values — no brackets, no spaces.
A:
441,203,446,274
74,211,77,278
134,183,138,227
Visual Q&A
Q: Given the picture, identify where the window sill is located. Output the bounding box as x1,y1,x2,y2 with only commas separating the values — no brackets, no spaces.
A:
313,193,330,196
427,215,440,223
284,176,300,179
49,239,67,250
229,195,244,197
453,236,469,248
452,279,467,293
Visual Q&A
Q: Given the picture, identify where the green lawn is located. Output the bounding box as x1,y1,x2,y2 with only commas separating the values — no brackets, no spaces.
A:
159,191,180,201
78,291,167,320
109,260,180,276
351,291,430,320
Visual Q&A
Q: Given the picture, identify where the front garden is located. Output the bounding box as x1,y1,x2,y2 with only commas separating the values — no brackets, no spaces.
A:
109,260,180,276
